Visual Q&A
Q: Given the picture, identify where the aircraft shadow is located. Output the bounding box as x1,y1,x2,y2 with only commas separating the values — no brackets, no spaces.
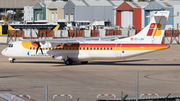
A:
87,62,180,66
14,59,180,66
84,59,180,66
71,59,180,66
15,61,63,64
0,75,23,78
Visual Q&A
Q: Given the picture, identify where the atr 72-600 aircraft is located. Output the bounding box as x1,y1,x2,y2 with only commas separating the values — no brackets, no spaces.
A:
1,11,170,65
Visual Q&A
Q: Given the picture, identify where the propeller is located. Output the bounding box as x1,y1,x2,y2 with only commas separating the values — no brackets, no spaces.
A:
33,41,44,55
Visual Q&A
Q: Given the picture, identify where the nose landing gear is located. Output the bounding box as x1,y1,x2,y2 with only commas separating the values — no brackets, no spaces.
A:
9,58,15,63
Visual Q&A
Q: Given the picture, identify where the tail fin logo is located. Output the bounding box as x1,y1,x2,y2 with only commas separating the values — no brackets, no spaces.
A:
147,23,162,36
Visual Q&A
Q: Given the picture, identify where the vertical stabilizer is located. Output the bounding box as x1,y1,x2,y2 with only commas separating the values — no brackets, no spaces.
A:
117,11,169,44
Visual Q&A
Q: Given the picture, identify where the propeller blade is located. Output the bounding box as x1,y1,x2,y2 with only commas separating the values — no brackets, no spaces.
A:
40,47,44,55
34,41,44,55
36,46,39,55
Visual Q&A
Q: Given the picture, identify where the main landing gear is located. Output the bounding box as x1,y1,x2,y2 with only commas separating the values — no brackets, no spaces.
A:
9,58,15,63
63,56,73,65
63,56,88,65
65,58,73,65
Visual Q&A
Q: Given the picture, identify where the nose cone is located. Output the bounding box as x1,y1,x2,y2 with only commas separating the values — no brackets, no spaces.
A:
1,49,5,56
1,48,7,56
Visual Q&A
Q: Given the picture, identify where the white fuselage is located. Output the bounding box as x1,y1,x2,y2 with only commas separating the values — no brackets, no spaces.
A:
1,41,169,62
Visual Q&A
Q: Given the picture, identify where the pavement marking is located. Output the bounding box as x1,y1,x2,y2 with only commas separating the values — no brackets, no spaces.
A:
144,73,180,82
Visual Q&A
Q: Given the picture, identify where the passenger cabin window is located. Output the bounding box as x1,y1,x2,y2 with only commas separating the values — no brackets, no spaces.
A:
9,44,13,47
104,47,106,50
90,47,92,50
97,47,99,50
100,47,102,50
87,47,89,50
30,47,32,50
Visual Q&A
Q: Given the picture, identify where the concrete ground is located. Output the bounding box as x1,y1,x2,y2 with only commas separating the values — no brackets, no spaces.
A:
0,44,180,101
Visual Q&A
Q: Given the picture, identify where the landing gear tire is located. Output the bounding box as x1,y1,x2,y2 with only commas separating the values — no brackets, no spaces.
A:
81,61,88,64
65,59,73,65
10,59,14,63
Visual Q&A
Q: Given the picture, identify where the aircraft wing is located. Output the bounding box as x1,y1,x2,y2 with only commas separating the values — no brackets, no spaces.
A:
23,35,126,44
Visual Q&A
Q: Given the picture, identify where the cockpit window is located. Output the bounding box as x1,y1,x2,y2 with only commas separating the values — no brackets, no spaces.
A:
9,44,13,47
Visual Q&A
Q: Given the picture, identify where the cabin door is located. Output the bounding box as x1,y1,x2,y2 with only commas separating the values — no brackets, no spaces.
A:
115,43,121,57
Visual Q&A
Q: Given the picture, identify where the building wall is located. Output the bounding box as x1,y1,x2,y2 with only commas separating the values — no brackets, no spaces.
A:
144,10,150,27
64,1,75,21
64,1,114,24
133,8,141,30
24,6,33,21
57,7,64,19
42,7,46,20
74,6,114,24
34,10,43,20
116,10,121,26
75,7,94,21
116,2,142,30
165,8,174,28
48,9,57,20
174,5,180,30
48,7,64,20
116,9,142,30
